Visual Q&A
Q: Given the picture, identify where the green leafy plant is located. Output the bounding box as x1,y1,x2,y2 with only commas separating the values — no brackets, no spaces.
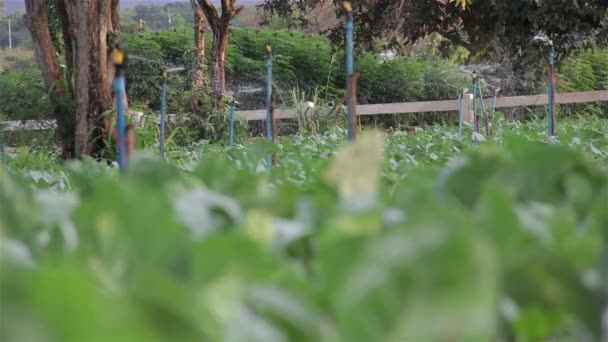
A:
2,116,608,341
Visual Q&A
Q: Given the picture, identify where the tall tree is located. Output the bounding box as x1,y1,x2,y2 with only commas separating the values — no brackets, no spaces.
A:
189,0,206,112
24,0,120,158
196,0,243,107
24,0,73,158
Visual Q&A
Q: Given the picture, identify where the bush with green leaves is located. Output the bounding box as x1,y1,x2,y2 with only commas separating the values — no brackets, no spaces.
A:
556,46,608,117
125,33,165,107
558,47,608,92
228,29,336,90
0,65,52,121
120,27,606,114
356,54,469,104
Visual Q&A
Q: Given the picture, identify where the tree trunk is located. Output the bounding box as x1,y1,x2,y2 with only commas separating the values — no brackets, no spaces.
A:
24,0,75,159
210,23,229,107
190,0,207,112
26,0,118,159
111,0,120,31
65,0,115,158
196,0,243,110
191,0,206,88
54,0,75,98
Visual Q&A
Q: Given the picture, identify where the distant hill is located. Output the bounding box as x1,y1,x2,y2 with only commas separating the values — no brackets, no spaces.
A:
2,0,259,15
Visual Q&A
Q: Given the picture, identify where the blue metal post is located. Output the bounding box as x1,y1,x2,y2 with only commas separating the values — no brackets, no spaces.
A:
160,75,167,159
265,44,273,169
458,92,464,137
345,2,355,141
473,78,478,143
115,75,127,171
112,46,127,171
548,45,555,137
229,99,236,147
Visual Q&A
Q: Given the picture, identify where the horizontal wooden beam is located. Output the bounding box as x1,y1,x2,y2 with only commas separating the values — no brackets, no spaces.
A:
236,109,299,121
2,90,606,131
236,90,607,121
485,90,608,108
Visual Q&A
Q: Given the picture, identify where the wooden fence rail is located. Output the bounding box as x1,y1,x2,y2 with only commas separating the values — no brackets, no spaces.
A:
236,90,607,122
2,90,606,132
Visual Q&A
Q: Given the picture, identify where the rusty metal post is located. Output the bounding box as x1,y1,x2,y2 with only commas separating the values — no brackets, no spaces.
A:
349,73,359,140
265,43,273,169
271,95,277,166
344,1,356,141
548,43,556,137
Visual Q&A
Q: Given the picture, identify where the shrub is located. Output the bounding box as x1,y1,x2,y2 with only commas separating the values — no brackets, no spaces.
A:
125,33,165,107
0,65,51,121
558,47,608,92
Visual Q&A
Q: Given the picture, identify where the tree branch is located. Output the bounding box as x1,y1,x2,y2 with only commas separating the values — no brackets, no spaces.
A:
197,0,219,28
221,0,229,18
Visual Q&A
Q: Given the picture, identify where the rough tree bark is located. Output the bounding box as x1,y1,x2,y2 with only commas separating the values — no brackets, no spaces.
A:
190,0,206,88
65,0,119,158
25,0,120,159
24,0,74,159
196,0,243,108
189,0,207,112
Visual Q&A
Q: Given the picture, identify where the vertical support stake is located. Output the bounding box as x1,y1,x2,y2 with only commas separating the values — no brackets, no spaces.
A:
271,95,277,166
458,91,464,137
229,98,236,147
160,74,167,159
548,44,555,137
349,73,359,140
492,90,499,116
113,46,127,171
8,19,12,49
265,43,273,169
476,79,489,136
472,75,479,143
344,1,355,141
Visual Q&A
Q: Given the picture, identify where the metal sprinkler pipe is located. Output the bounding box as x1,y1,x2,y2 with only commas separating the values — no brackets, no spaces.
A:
158,66,185,159
458,88,467,137
548,41,555,137
532,32,556,137
112,44,128,171
265,43,274,169
229,97,237,147
472,73,479,143
344,1,356,141
160,71,168,159
478,83,489,136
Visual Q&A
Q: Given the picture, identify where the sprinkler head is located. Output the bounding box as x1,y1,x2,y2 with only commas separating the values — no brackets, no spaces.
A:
111,40,128,71
532,32,553,47
112,48,125,65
